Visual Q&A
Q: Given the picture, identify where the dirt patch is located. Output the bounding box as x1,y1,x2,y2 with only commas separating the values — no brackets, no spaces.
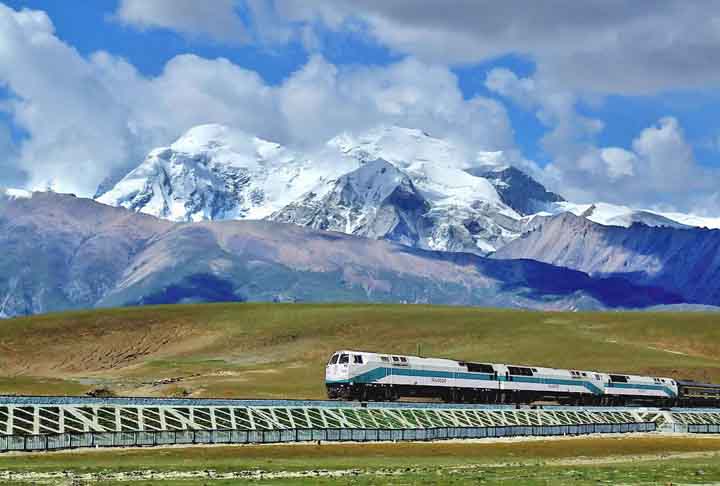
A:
0,318,220,378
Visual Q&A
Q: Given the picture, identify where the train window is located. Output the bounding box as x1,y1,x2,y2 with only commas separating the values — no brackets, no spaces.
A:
532,368,538,372
507,366,533,376
329,354,339,365
467,363,495,373
400,357,407,363
354,355,363,364
610,375,628,383
582,372,587,377
392,356,400,362
339,354,349,364
595,374,602,381
381,356,390,362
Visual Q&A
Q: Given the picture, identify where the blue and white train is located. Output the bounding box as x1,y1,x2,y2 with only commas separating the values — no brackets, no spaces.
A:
325,350,720,407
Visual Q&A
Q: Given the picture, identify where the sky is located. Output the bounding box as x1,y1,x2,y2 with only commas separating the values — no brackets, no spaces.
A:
0,1,719,214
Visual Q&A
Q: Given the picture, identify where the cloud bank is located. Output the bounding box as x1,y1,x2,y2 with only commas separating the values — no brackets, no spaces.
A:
1,2,719,213
115,0,249,44
277,0,720,95
0,4,515,196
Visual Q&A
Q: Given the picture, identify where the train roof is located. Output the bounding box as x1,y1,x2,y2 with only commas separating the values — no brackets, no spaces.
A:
676,380,720,389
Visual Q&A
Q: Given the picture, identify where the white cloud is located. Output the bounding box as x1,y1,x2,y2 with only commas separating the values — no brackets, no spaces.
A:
0,4,515,196
278,1,720,95
0,5,140,195
115,0,248,44
549,117,715,209
0,122,22,188
600,148,636,179
485,67,718,209
278,56,515,152
485,68,536,108
632,117,696,189
486,68,603,170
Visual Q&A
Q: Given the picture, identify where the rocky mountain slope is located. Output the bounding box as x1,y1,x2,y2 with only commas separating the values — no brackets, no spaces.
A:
0,190,170,317
271,159,432,248
470,165,565,216
98,124,719,258
493,212,720,305
0,192,681,317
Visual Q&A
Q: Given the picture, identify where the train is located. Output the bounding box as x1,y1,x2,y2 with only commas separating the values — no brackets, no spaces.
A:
325,349,720,407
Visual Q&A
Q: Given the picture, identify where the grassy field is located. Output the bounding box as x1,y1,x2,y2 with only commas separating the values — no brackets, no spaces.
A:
0,303,719,398
1,436,720,484
2,303,720,484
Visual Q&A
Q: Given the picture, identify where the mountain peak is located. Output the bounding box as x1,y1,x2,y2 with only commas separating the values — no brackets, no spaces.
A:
97,124,347,222
327,125,470,172
470,165,564,216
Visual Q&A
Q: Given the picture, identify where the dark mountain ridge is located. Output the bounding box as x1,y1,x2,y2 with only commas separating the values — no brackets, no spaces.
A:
494,212,720,305
0,192,681,317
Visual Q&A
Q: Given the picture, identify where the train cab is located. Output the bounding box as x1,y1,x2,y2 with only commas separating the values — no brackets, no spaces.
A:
325,350,367,399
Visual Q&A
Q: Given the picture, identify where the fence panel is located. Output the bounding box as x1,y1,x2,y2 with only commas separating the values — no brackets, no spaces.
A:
0,421,658,453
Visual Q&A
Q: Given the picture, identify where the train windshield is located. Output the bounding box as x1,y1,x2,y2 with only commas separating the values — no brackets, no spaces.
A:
328,354,339,365
339,354,349,364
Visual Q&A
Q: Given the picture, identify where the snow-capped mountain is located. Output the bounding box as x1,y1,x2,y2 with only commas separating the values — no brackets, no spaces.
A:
313,127,524,253
98,124,357,222
99,125,525,254
272,159,431,248
98,123,719,256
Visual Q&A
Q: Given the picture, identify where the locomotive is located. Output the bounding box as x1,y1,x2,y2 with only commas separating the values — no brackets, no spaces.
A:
325,350,720,407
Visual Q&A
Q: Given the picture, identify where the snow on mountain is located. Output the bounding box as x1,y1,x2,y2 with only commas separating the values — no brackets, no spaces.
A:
313,127,523,253
0,188,32,200
99,125,527,254
98,124,356,222
327,126,509,209
97,123,718,255
272,159,430,247
547,202,691,229
329,125,472,170
657,212,720,230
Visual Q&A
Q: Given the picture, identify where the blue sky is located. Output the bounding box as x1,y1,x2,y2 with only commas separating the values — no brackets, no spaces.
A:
1,0,719,213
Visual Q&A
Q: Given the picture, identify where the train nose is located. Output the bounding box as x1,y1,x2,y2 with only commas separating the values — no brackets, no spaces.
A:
325,364,341,380
325,363,349,382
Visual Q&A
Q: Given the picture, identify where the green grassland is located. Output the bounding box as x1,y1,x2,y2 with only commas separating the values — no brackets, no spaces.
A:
0,303,719,398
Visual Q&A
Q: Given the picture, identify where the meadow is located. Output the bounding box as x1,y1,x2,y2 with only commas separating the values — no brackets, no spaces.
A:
1,435,720,484
1,304,720,484
0,303,718,398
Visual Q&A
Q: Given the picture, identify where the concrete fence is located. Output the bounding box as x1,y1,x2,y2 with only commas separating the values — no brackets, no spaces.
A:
0,422,657,453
